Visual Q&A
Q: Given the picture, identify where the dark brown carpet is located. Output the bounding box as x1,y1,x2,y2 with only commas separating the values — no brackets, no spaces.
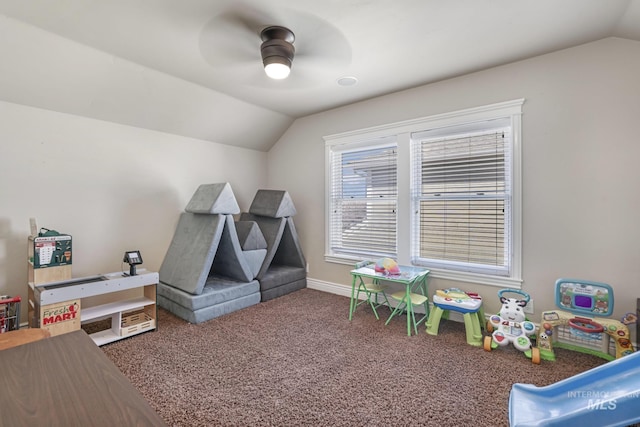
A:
99,288,607,426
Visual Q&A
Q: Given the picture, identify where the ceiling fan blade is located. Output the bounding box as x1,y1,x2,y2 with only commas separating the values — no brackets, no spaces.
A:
218,6,275,38
198,4,352,86
199,25,257,66
199,3,293,69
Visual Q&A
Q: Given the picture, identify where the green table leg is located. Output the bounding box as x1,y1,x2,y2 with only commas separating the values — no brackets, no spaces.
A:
348,275,357,320
406,285,412,336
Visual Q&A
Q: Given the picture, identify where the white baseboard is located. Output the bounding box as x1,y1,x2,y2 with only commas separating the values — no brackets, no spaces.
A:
306,277,353,298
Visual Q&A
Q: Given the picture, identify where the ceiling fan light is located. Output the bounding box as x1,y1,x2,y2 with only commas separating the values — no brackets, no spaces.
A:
260,26,295,80
264,62,291,79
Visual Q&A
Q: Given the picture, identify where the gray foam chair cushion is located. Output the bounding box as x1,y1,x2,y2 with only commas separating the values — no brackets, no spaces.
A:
159,213,224,295
260,278,306,302
158,292,260,324
257,265,307,291
235,220,267,250
248,189,297,218
240,213,286,279
211,215,254,283
185,183,240,215
271,217,306,268
158,276,259,311
243,249,267,278
239,214,307,279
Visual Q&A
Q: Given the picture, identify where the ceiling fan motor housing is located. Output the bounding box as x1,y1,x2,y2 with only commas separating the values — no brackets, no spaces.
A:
260,26,295,68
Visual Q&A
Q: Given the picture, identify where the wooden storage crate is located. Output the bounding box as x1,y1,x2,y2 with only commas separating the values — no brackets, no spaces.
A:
120,311,155,337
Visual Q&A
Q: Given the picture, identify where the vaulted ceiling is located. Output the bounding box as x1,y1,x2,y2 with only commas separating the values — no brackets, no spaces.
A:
1,1,639,151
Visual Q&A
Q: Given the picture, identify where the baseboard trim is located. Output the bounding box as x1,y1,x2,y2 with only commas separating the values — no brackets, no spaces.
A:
306,277,353,298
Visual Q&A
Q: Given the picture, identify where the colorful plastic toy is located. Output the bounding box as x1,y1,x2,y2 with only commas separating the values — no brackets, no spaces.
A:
373,257,400,275
426,288,484,346
536,278,635,362
484,289,540,363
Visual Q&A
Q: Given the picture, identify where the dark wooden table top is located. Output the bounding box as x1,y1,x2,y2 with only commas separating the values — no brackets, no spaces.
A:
0,328,50,351
0,330,167,426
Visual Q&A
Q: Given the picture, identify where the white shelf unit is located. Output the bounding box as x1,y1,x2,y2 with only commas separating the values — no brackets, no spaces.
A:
32,270,158,345
82,297,153,322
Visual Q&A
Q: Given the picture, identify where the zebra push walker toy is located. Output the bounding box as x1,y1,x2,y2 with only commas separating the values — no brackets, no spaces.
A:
484,289,540,364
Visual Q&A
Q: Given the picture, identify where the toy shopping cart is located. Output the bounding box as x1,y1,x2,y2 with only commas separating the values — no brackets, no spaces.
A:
0,296,21,333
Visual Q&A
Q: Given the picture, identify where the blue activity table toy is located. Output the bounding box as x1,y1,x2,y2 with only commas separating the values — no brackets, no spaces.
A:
426,288,484,346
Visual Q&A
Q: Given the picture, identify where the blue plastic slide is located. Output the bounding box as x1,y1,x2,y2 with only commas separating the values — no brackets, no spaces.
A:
509,350,640,426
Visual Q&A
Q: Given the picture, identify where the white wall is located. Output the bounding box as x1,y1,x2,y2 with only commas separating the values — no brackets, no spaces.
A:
0,101,267,319
0,14,292,152
268,37,640,325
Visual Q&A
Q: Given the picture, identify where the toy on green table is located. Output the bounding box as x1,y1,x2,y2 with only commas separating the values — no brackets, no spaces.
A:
374,257,400,275
536,278,635,362
484,289,540,364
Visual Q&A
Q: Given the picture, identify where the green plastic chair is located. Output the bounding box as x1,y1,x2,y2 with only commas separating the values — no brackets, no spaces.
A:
385,277,429,335
351,261,391,320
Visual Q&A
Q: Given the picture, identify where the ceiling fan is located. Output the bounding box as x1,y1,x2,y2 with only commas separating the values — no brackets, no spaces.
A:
260,25,295,80
198,4,352,86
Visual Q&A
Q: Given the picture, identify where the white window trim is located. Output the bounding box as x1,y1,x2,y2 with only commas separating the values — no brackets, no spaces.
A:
324,99,524,289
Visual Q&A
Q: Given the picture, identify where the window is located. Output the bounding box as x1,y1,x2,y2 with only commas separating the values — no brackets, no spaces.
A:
327,138,398,259
411,119,511,276
325,100,523,288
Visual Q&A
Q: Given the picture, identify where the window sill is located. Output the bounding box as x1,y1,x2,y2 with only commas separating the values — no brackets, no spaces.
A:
325,254,522,289
426,267,522,289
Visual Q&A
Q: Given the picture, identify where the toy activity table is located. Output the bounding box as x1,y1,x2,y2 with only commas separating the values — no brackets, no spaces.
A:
426,288,485,346
349,264,429,336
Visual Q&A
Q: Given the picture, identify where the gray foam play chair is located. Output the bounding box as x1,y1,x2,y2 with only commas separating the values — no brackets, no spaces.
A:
240,189,307,302
157,183,267,323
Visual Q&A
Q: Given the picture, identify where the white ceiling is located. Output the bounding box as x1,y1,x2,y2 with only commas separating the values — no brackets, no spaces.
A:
1,0,639,151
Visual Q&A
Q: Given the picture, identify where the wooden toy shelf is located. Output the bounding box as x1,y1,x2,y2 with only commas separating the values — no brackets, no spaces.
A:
29,269,158,346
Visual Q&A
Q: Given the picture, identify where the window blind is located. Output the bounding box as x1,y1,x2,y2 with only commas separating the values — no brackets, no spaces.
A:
411,125,511,275
329,143,398,258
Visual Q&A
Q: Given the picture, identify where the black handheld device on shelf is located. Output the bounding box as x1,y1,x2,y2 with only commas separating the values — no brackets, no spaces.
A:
123,250,143,276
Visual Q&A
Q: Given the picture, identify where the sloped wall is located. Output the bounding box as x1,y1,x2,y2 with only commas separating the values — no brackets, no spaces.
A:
0,101,267,320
